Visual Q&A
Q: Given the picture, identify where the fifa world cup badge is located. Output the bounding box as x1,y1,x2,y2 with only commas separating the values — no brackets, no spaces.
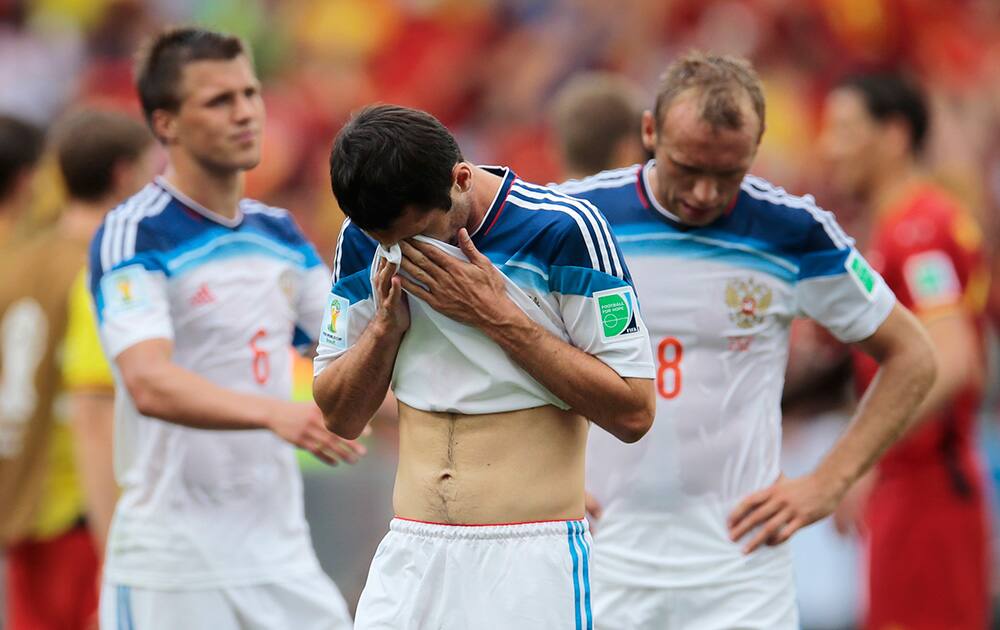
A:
321,294,350,350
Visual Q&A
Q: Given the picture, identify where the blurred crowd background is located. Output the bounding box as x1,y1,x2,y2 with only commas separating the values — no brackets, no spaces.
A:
3,0,1000,628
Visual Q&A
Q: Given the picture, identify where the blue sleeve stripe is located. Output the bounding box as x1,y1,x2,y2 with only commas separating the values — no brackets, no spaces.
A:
549,265,629,297
513,182,624,279
332,269,373,305
799,247,851,280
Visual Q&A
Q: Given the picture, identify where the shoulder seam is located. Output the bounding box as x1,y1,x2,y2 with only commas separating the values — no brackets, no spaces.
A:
99,186,172,272
740,176,853,250
508,181,623,278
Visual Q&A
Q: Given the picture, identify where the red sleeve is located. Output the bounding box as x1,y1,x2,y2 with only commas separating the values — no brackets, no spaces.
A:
878,194,986,319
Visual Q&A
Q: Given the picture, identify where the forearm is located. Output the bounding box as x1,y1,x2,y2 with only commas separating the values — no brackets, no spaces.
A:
68,392,117,556
482,310,653,442
814,344,935,495
124,361,274,430
313,319,403,439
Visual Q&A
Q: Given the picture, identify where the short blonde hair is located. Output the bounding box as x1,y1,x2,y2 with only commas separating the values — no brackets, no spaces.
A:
654,51,765,140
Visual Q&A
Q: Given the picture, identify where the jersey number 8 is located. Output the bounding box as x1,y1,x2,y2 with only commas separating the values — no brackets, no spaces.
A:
656,337,683,399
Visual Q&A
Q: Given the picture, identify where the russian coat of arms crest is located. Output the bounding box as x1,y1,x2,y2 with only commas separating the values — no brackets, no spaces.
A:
725,278,772,329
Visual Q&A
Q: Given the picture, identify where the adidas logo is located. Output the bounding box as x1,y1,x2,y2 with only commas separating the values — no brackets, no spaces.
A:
190,284,216,306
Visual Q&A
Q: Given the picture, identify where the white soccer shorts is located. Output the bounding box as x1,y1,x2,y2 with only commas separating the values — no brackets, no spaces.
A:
99,569,352,630
355,517,595,630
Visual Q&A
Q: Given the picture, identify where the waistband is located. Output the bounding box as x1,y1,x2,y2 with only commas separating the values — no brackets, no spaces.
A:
390,517,589,540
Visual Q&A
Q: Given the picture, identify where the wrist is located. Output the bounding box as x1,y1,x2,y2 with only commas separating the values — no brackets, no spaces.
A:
812,461,854,500
371,313,407,341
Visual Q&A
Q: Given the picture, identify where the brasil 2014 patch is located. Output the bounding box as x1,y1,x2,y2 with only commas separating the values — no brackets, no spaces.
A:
845,251,877,300
101,265,153,316
320,293,350,350
593,286,641,342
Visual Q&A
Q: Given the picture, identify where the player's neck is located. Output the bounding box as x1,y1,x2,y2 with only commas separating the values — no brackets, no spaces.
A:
870,160,921,217
161,157,244,220
60,199,112,241
466,166,503,233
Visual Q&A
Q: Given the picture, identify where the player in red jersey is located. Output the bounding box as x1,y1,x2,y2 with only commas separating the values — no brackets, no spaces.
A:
822,73,991,630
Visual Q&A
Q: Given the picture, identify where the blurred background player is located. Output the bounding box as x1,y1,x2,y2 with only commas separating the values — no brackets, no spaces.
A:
550,72,650,181
316,104,655,628
88,27,358,629
822,72,991,630
0,116,44,246
559,52,936,629
0,108,154,630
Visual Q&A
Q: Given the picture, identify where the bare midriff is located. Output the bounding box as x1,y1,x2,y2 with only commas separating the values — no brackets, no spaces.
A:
393,402,589,524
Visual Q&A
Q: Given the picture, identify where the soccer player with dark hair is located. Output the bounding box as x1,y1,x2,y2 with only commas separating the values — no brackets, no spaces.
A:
88,27,357,629
0,115,44,245
0,108,155,630
822,71,990,630
558,52,935,629
316,104,656,628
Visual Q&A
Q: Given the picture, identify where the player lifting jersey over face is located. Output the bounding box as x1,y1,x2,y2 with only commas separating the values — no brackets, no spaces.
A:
314,104,656,630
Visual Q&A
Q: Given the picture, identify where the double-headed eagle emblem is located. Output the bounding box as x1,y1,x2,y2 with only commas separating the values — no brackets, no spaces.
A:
725,278,772,329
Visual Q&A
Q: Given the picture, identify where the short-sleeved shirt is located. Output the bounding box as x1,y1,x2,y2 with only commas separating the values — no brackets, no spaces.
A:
559,162,895,586
854,183,988,478
313,166,655,414
89,177,331,589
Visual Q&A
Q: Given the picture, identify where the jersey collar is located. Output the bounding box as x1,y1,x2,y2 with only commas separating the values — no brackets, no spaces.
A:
155,176,244,228
470,165,516,240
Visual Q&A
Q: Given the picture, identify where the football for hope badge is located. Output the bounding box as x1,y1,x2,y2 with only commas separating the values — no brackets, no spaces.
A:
594,286,641,342
321,293,350,350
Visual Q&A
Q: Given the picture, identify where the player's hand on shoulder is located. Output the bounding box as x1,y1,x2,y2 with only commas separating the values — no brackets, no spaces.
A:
398,228,518,328
373,257,410,336
268,401,368,466
726,472,842,554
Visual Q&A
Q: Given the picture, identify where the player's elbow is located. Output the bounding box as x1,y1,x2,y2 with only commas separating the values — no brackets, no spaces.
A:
322,412,364,440
608,379,656,443
124,370,166,418
610,406,656,444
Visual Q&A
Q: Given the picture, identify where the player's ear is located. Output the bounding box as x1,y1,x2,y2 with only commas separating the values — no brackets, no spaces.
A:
641,110,657,153
151,109,178,145
453,162,473,194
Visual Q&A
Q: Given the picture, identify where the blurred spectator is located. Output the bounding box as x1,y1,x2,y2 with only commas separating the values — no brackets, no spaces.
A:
822,72,991,630
0,108,155,630
0,115,44,245
550,72,649,180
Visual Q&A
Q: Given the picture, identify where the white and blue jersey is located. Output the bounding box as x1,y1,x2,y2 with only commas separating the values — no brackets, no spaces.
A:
558,162,894,610
89,177,332,589
314,166,655,414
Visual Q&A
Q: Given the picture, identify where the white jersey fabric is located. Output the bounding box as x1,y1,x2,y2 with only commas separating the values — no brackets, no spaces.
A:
89,178,335,590
560,163,895,628
314,166,654,413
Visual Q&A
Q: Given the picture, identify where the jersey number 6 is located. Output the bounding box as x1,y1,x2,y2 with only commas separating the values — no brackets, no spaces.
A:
249,328,270,385
656,337,683,399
